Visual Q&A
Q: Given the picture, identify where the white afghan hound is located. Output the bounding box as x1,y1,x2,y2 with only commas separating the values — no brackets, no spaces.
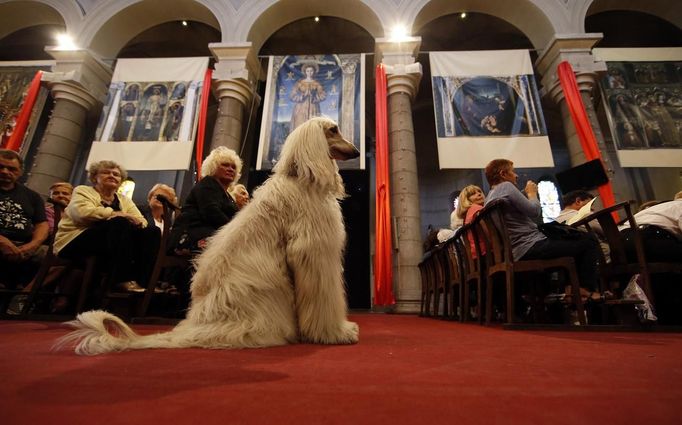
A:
56,117,360,355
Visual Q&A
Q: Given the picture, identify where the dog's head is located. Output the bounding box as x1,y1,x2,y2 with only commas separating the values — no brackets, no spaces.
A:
274,117,359,197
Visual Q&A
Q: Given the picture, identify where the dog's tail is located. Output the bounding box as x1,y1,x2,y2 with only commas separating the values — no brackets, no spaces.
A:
54,310,188,355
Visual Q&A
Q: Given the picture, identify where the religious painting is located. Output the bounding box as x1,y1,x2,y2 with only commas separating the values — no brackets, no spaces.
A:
257,54,365,170
0,66,46,149
429,50,553,169
89,57,207,171
97,81,190,143
600,61,682,151
432,75,545,138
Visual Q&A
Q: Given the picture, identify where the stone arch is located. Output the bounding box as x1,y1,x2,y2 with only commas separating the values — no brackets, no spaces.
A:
410,0,558,51
583,0,682,30
80,0,221,59
238,0,386,54
0,0,78,41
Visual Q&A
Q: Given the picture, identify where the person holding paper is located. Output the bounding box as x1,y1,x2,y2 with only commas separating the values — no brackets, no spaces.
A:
555,191,595,225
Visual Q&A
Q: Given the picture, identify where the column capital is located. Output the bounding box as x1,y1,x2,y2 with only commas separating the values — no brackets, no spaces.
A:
213,78,257,108
546,71,601,105
48,81,99,110
209,42,262,85
43,47,112,106
534,33,607,100
384,63,423,100
374,36,421,66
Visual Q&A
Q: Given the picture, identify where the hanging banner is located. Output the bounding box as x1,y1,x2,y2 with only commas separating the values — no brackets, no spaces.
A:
430,50,552,169
0,63,51,149
256,54,365,170
87,57,208,170
593,47,682,167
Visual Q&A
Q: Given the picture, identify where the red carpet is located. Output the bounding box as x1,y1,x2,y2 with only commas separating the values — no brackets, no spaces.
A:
1,314,681,425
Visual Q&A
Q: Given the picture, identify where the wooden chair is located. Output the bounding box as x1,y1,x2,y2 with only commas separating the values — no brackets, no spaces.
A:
572,201,682,308
443,238,464,321
431,243,450,318
454,223,484,323
21,204,97,317
419,250,436,317
135,194,188,318
477,200,586,326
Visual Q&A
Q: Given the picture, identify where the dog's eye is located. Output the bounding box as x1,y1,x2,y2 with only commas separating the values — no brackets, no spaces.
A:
329,126,338,134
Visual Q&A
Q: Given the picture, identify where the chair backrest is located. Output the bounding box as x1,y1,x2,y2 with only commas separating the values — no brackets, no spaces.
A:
572,200,654,299
444,238,462,285
575,201,637,267
476,200,513,269
455,223,480,279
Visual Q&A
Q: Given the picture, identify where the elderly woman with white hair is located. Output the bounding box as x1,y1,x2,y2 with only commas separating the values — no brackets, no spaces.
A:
53,160,160,293
168,146,243,254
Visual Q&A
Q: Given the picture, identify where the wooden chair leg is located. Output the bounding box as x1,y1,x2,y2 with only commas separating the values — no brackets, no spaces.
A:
506,273,515,324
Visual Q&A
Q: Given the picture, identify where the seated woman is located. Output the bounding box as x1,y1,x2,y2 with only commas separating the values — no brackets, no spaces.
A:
45,182,73,236
484,159,604,302
143,183,178,234
53,160,160,294
455,184,486,257
169,146,243,255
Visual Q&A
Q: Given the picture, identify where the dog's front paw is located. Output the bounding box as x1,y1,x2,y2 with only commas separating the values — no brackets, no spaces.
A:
338,320,359,344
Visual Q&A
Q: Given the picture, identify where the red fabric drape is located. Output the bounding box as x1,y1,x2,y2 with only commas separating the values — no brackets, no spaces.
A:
5,71,43,151
195,68,213,181
557,61,617,212
373,64,395,306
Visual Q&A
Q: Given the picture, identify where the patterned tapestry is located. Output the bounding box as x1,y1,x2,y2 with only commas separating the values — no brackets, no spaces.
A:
88,57,208,170
257,54,365,170
594,47,682,167
430,50,553,169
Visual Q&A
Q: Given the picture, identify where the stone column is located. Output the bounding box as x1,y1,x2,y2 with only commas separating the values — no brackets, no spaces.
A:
376,37,423,313
534,34,635,201
26,48,111,197
208,42,259,155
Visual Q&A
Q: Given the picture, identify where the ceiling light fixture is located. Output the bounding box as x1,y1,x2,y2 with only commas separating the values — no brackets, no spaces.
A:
460,12,467,19
181,20,188,26
389,24,409,42
314,16,320,23
55,33,77,50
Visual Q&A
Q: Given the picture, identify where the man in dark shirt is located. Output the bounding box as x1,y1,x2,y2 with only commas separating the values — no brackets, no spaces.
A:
0,149,48,288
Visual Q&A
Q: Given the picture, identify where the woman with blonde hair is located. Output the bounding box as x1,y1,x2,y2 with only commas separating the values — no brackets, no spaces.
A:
455,185,486,257
144,183,178,234
54,160,159,293
169,146,243,254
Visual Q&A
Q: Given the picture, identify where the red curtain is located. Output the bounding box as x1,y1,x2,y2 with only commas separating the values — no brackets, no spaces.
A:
5,71,43,151
194,68,213,181
373,64,395,306
557,61,617,211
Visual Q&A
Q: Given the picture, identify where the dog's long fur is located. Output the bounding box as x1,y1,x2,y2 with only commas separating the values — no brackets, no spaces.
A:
56,117,360,355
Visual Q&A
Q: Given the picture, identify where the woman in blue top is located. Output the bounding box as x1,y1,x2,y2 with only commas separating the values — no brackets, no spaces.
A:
484,158,603,301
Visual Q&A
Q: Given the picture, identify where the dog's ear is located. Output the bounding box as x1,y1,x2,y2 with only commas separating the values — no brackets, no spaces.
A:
274,118,341,194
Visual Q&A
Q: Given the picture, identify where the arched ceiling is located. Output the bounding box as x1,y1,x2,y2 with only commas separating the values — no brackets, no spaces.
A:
585,0,682,31
412,0,555,51
586,10,682,48
83,0,220,59
0,23,64,60
245,0,384,55
0,1,65,41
